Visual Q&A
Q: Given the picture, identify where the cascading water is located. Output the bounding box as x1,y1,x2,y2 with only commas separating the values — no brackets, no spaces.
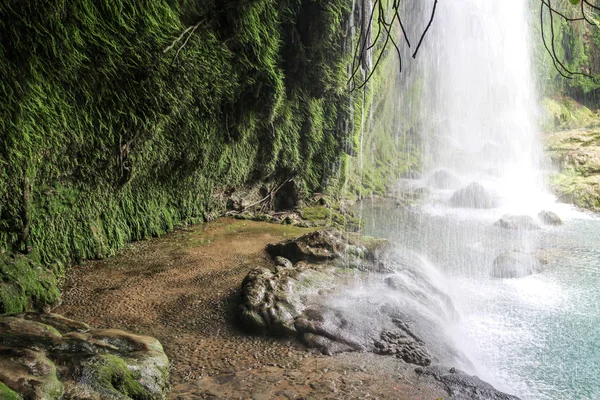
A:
352,1,600,399
410,0,550,213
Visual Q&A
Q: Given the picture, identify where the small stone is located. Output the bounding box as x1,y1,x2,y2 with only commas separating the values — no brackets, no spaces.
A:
495,214,540,230
538,210,563,225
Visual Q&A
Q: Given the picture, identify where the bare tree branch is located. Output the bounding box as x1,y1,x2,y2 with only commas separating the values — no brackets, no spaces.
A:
412,0,437,59
349,0,599,92
540,0,595,79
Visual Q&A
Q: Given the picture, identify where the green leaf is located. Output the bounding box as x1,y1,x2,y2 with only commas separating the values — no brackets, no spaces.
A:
569,0,580,5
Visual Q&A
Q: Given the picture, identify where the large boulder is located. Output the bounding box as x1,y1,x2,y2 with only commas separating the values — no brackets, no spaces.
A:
0,313,169,400
427,169,462,190
494,214,540,230
538,210,563,226
491,250,545,278
240,230,391,335
449,183,494,209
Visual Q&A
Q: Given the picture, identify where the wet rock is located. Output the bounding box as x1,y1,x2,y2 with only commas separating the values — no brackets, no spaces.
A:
491,250,544,278
265,229,384,267
239,266,304,335
494,214,540,230
395,186,434,207
384,274,458,318
416,365,520,400
239,231,468,372
0,313,169,400
427,169,462,189
240,230,389,339
374,329,432,366
449,183,494,209
544,128,600,212
274,256,293,271
538,210,563,225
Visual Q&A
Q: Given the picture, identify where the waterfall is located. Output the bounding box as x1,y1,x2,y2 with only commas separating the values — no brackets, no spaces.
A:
403,0,550,214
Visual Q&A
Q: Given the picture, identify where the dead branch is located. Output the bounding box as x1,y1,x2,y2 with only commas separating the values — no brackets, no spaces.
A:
239,177,295,212
164,20,203,65
412,0,437,59
348,0,599,91
541,0,595,79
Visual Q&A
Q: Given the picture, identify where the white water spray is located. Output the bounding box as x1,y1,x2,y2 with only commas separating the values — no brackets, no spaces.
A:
409,0,551,214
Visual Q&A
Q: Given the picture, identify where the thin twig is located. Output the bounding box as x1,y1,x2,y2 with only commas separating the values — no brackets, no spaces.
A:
581,0,597,26
584,0,600,12
163,21,202,53
541,1,573,79
412,0,437,59
548,0,592,77
171,21,202,64
541,0,585,22
241,177,294,211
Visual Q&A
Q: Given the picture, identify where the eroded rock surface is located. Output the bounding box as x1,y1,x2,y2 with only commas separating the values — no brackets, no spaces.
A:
0,313,169,400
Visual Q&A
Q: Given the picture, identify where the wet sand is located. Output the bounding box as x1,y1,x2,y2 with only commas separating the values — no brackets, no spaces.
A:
54,218,446,399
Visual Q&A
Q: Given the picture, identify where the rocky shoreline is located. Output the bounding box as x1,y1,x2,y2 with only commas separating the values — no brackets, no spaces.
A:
0,218,521,399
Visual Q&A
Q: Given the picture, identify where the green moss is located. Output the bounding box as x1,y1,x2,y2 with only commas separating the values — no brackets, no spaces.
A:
344,33,422,199
87,354,153,400
541,96,600,131
533,10,600,105
0,381,22,400
0,254,60,314
549,172,600,211
301,207,333,222
301,206,362,231
0,0,353,311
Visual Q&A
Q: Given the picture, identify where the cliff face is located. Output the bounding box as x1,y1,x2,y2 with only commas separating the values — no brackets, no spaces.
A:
0,0,359,312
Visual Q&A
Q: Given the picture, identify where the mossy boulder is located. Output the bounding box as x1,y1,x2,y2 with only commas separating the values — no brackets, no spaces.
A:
300,206,362,232
0,313,169,400
0,254,61,314
541,97,600,132
240,229,391,336
0,381,21,400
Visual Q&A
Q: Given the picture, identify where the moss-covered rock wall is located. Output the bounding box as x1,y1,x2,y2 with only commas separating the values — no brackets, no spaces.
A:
0,0,356,312
532,0,600,105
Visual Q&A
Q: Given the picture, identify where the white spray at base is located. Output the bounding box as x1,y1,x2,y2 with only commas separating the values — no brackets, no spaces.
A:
406,0,557,215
